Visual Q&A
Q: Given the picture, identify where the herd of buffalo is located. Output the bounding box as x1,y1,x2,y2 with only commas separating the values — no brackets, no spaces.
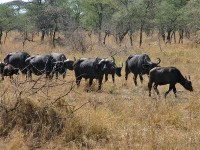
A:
0,51,193,98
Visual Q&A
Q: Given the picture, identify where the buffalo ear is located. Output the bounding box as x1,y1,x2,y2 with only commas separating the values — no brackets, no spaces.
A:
185,75,187,80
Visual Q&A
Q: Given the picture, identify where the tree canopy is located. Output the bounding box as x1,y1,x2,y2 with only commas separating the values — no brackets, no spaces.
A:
0,0,199,46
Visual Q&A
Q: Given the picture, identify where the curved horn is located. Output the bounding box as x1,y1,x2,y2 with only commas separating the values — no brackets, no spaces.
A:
188,75,190,80
64,59,70,62
111,56,115,63
98,59,105,64
121,63,123,68
74,57,76,61
156,58,161,65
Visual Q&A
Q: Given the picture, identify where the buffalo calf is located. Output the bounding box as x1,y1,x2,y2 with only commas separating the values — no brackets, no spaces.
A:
4,51,30,75
0,62,19,80
148,67,193,98
102,56,123,83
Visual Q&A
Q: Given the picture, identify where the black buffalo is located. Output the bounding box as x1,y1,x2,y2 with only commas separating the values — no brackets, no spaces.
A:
50,53,75,79
73,58,109,90
125,53,161,86
0,62,19,80
103,56,123,83
4,51,30,75
148,67,193,98
25,54,55,79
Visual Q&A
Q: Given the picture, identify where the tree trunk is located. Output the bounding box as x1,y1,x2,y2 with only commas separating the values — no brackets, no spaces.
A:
139,22,143,47
4,31,8,44
178,29,184,44
185,29,190,39
161,28,165,42
41,28,45,41
170,31,176,43
118,28,129,45
166,29,172,44
97,3,103,44
129,29,133,46
103,30,110,45
0,26,2,44
52,19,58,48
23,31,28,47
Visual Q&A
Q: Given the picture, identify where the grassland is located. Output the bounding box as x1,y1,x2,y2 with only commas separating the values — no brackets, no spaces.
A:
0,32,200,150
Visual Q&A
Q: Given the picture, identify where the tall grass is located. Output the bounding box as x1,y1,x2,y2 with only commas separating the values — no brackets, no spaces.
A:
0,32,200,149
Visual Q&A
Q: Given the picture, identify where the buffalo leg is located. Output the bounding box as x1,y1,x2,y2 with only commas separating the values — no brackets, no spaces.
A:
125,64,130,81
89,78,93,87
9,76,13,80
46,73,52,80
139,73,143,84
133,74,138,86
62,71,66,79
148,81,153,97
105,74,108,82
153,84,159,95
27,70,32,81
125,71,129,81
76,76,82,87
173,85,177,98
165,85,173,98
98,77,103,90
1,75,4,80
112,73,115,83
56,72,58,79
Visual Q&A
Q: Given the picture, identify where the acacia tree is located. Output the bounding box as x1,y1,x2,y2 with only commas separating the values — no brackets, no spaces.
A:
80,0,115,44
182,0,200,37
25,0,73,47
0,4,16,44
155,0,190,44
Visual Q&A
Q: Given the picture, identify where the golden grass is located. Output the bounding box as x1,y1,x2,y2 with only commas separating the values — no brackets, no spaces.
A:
0,31,200,149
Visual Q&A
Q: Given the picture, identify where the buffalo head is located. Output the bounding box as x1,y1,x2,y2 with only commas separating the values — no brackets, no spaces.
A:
115,63,123,77
0,62,5,80
64,58,75,70
184,75,193,91
142,57,161,74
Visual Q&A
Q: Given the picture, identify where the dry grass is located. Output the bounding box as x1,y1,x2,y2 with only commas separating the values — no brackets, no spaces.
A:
0,32,200,150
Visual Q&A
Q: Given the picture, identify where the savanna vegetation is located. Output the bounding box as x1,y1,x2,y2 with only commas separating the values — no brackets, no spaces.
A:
0,0,200,149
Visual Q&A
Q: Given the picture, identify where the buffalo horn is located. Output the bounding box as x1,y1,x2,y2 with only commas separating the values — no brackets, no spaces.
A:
156,58,161,65
98,59,105,64
64,59,70,62
53,61,63,64
111,56,115,63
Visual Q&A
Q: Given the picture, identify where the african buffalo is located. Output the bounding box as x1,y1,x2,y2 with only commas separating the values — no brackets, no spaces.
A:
50,53,75,79
125,53,161,86
73,58,109,90
25,54,55,79
4,51,30,75
148,67,193,98
0,62,19,80
103,56,123,83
